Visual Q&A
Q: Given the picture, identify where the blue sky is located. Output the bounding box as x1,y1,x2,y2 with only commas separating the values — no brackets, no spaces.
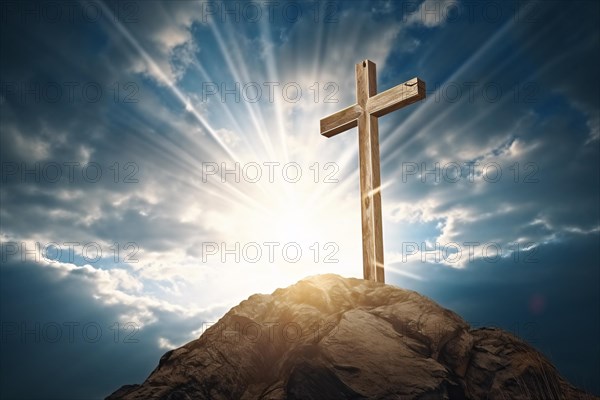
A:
0,0,598,398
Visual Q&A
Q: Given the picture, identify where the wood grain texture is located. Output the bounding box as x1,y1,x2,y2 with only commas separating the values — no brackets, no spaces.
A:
318,60,426,283
320,104,361,138
356,60,384,283
368,78,426,117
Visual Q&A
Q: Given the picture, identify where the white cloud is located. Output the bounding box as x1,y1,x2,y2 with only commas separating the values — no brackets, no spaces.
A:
158,336,178,349
406,0,459,28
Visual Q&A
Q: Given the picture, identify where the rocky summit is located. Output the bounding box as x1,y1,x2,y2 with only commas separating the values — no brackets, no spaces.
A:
107,274,597,400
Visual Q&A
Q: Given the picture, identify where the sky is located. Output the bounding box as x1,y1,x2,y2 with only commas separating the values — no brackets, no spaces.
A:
0,0,598,398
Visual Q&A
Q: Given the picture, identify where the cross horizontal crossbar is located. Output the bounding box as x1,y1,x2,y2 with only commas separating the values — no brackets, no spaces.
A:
320,77,425,138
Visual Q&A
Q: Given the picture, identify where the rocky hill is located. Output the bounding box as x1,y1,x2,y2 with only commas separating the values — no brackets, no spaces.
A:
107,274,597,399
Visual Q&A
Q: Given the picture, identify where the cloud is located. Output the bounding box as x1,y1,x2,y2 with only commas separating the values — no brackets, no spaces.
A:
405,0,459,27
0,256,229,399
102,1,201,85
375,1,599,270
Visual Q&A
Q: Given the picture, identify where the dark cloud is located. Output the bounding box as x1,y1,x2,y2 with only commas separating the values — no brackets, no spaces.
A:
0,257,227,399
389,232,600,395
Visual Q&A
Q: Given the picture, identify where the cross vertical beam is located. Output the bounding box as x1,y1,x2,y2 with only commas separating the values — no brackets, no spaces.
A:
356,60,384,282
319,59,426,283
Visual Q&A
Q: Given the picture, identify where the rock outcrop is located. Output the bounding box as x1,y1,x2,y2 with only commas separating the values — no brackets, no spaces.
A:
107,274,597,399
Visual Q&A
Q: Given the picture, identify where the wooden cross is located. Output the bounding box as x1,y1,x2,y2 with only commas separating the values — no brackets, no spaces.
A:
320,60,426,283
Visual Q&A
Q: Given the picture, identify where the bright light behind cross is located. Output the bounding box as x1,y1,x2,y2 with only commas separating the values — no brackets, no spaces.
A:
178,64,372,293
204,157,362,291
96,2,396,308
